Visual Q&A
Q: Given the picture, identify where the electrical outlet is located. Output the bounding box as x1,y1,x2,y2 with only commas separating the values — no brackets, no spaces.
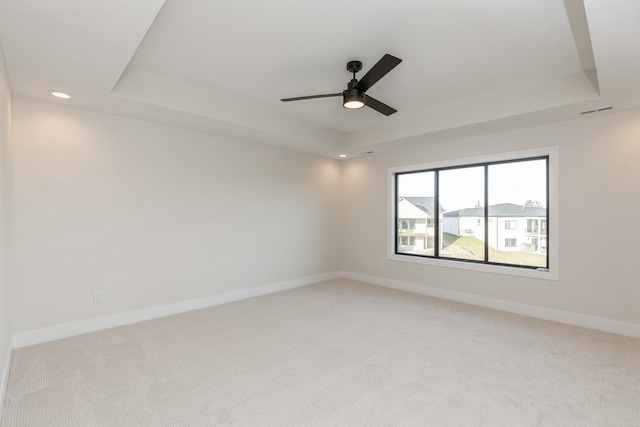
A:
93,290,104,304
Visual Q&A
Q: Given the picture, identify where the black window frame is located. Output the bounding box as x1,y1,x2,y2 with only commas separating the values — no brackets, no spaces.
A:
394,156,549,271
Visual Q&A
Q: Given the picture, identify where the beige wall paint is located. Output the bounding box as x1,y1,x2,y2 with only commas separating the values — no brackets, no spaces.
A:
0,39,13,400
11,97,342,332
7,93,640,336
341,109,640,325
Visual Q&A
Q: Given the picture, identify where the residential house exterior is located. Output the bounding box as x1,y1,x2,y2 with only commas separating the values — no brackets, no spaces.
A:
396,197,442,255
443,203,547,254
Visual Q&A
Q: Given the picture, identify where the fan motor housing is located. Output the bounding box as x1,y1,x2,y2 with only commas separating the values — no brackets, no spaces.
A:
343,88,366,109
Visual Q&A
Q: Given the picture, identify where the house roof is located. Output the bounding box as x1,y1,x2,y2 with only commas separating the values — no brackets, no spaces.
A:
402,197,438,214
0,1,639,158
444,207,484,218
444,203,546,218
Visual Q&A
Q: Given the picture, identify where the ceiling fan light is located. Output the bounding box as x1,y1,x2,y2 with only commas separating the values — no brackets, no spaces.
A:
343,89,365,110
344,100,365,109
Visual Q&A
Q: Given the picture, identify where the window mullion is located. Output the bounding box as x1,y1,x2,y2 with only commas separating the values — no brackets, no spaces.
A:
484,165,489,263
434,171,440,258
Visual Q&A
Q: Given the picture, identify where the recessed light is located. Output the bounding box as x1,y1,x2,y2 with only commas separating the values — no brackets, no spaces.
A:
339,154,348,158
49,91,71,99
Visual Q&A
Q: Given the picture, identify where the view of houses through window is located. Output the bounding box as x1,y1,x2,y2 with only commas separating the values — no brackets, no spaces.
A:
395,157,548,269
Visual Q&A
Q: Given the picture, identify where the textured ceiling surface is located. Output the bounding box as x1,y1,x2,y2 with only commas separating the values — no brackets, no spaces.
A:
1,0,639,157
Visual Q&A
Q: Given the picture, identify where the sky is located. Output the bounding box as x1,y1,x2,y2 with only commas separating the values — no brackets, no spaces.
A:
397,158,547,212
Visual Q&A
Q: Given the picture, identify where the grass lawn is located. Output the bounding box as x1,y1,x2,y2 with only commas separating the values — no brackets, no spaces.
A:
443,233,546,267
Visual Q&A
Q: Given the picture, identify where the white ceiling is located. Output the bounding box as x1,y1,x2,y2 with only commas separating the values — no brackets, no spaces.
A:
1,0,639,158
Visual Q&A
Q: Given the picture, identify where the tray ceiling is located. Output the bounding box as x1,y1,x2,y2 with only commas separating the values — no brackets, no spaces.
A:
1,0,639,157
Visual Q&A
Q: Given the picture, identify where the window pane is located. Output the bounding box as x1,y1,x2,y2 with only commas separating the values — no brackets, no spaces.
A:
397,171,435,255
440,166,485,261
487,159,547,267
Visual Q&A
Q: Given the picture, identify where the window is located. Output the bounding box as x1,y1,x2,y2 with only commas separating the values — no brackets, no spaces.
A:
396,172,435,256
398,219,416,230
390,147,558,280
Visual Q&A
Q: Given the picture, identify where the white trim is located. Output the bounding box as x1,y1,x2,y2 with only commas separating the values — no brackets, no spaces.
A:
0,345,12,422
12,272,341,348
388,146,559,281
341,271,640,339
387,253,556,280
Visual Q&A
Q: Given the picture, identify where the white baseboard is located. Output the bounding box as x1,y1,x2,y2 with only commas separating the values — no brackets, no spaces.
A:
341,271,640,339
0,344,12,422
13,270,639,348
13,272,341,348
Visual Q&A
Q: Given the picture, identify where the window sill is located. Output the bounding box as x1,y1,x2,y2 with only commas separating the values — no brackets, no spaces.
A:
388,253,558,281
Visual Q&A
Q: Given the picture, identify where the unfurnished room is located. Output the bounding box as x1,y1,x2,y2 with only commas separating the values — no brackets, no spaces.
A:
0,1,639,426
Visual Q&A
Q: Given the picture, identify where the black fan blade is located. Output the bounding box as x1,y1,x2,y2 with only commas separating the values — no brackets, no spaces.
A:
365,95,397,116
354,54,402,92
281,93,342,102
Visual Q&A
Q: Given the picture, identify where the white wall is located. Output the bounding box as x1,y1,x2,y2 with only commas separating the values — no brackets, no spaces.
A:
0,39,12,415
341,109,640,326
11,97,342,333
8,93,640,341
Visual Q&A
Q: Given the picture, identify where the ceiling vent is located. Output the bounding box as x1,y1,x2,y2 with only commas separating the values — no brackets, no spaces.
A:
579,106,614,115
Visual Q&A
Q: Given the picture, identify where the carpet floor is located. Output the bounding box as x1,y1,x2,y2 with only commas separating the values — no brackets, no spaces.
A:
2,279,640,426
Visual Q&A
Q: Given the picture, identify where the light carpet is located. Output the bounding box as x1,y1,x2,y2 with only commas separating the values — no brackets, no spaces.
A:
2,279,640,426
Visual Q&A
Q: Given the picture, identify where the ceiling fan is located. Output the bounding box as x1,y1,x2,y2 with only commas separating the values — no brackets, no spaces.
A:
280,54,402,116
